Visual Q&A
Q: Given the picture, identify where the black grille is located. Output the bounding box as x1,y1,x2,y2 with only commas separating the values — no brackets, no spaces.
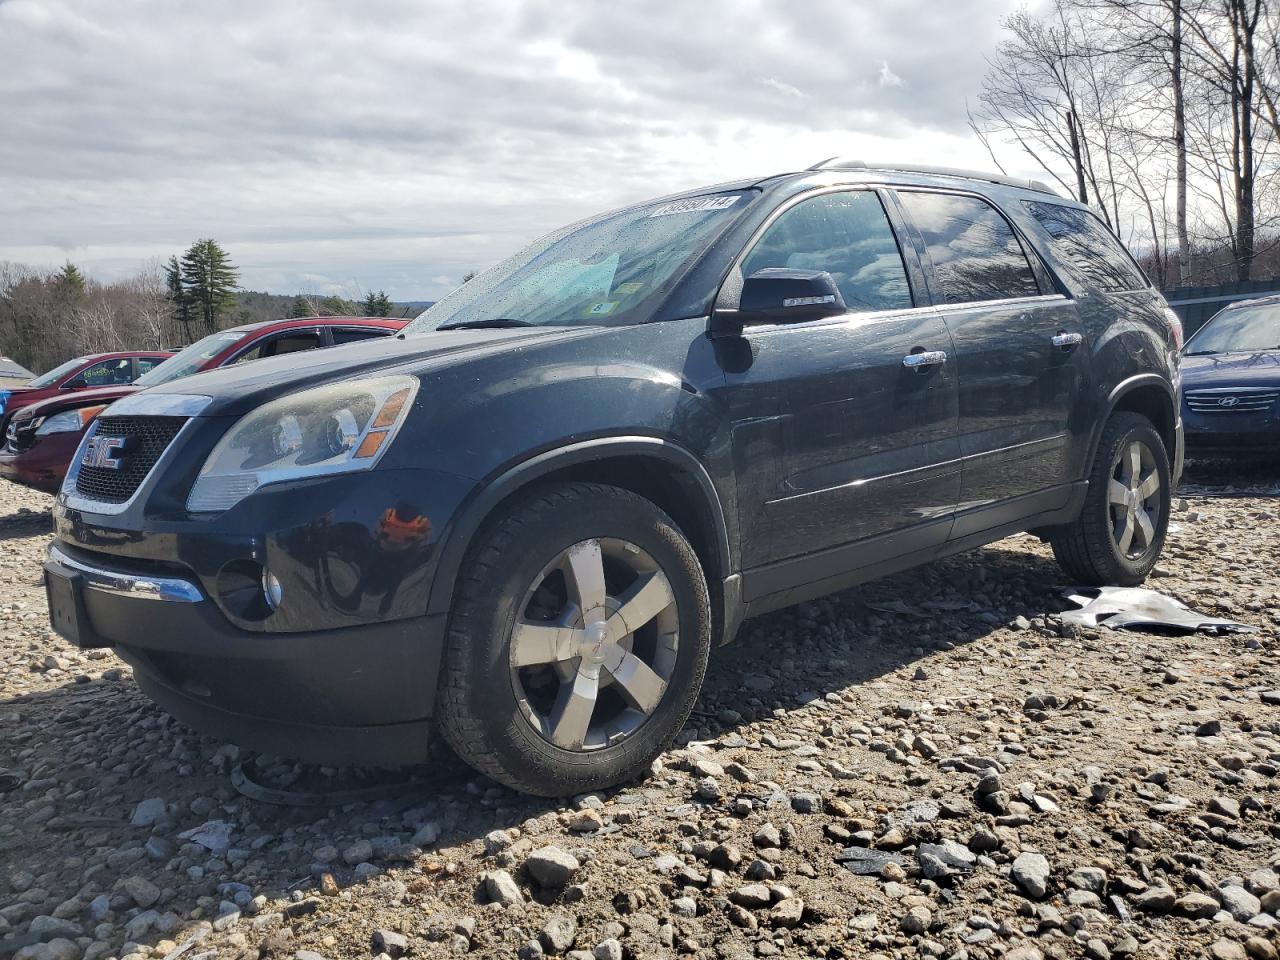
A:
74,415,186,503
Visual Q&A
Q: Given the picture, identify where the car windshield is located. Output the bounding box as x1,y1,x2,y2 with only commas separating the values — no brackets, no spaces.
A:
135,330,249,386
408,191,752,332
1185,303,1280,355
27,355,90,388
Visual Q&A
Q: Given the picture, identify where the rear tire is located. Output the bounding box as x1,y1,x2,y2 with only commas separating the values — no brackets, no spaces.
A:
1050,411,1171,586
437,481,711,797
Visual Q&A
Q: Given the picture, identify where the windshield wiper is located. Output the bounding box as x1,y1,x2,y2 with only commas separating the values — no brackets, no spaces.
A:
437,318,536,331
1183,350,1219,356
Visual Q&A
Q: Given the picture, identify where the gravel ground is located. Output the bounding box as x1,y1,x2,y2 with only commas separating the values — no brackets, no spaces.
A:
1,463,1278,960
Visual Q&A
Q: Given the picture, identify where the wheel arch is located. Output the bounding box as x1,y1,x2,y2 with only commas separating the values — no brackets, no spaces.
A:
1094,374,1178,469
427,437,734,626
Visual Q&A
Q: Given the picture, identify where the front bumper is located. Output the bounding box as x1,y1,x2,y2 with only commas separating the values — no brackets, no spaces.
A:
1182,407,1279,458
45,543,446,765
0,431,81,493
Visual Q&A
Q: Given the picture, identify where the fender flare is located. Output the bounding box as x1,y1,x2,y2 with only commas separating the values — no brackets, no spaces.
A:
426,436,733,615
1088,373,1178,468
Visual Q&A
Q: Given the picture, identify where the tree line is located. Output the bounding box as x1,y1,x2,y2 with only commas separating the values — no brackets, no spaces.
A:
973,0,1280,286
0,239,402,374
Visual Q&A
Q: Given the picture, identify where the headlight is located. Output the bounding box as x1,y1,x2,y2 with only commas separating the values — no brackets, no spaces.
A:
186,376,418,513
34,405,108,436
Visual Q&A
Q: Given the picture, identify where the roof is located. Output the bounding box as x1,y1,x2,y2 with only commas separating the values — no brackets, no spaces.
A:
804,158,1060,196
226,315,409,334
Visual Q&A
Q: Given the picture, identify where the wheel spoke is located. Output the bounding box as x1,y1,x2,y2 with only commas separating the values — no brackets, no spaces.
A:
564,539,607,621
612,570,675,635
1108,479,1129,506
1127,443,1142,486
510,621,578,667
547,669,599,749
1135,509,1156,549
1137,471,1160,500
1116,512,1136,553
604,649,668,714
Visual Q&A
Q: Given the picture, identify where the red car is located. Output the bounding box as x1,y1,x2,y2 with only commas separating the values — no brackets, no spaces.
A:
0,351,172,434
0,316,407,493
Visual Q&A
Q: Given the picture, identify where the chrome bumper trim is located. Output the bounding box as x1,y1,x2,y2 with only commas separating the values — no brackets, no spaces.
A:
47,543,204,603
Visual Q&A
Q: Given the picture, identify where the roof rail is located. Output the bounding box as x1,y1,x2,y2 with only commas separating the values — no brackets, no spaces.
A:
806,158,1059,197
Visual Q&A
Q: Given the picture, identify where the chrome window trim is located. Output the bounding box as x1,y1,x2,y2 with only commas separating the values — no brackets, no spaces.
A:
47,543,203,603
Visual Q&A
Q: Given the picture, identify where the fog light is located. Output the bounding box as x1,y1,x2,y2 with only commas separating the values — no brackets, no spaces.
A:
262,570,283,611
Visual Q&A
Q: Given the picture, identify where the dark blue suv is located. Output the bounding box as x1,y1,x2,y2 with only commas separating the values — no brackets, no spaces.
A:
44,161,1184,795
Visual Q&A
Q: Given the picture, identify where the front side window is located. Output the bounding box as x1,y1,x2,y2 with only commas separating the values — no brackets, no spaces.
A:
135,330,249,387
232,331,323,364
1023,201,1148,293
741,191,913,313
409,191,753,332
78,358,135,387
898,192,1040,304
1185,303,1280,355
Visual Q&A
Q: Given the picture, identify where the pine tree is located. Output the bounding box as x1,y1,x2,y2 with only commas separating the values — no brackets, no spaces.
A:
164,255,192,329
288,295,315,319
359,290,393,317
318,295,354,316
56,261,87,296
180,239,239,333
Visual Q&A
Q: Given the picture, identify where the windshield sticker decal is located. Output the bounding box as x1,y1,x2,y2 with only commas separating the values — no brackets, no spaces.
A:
585,300,620,316
648,195,741,217
613,282,643,296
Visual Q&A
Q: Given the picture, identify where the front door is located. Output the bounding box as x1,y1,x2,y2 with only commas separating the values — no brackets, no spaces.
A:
895,190,1091,527
713,189,960,587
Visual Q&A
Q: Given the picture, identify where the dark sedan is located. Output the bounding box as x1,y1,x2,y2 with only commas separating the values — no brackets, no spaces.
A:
1181,297,1280,459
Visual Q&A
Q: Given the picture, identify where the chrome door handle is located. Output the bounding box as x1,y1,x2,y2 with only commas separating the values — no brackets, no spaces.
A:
903,350,947,371
1051,331,1084,351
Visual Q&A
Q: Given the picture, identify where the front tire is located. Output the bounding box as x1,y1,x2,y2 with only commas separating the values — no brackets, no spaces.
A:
437,482,711,796
1050,411,1171,586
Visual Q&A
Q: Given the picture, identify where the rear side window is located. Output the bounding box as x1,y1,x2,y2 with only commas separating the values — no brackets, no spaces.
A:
741,190,913,312
332,327,394,345
136,357,165,377
1023,201,1148,292
898,192,1040,304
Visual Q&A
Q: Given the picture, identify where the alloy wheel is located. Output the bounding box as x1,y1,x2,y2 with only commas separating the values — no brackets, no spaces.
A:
508,537,679,751
1108,440,1161,560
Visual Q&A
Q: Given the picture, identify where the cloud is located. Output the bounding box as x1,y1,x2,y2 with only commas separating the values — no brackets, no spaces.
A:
762,77,805,98
879,60,907,88
0,0,1028,300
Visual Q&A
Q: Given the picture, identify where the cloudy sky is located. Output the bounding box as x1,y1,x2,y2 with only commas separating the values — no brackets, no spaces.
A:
0,0,1045,301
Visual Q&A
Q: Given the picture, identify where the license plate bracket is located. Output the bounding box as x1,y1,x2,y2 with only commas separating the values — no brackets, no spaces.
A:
45,567,104,649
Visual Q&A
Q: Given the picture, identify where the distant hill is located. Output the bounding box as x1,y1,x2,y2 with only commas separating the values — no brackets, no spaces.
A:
230,291,434,325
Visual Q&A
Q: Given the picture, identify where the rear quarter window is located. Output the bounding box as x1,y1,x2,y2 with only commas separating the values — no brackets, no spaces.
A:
1023,201,1148,293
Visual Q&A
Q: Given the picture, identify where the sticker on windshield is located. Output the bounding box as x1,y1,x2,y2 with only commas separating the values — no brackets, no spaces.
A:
585,300,620,316
648,195,741,217
614,282,643,296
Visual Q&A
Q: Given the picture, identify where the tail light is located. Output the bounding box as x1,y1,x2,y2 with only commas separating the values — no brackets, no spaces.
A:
1162,307,1184,352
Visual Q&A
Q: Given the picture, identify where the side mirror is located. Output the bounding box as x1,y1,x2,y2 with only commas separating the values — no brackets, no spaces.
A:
711,268,846,335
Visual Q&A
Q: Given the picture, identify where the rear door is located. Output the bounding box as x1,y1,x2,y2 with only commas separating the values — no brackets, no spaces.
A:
895,190,1090,527
717,188,960,580
329,325,399,346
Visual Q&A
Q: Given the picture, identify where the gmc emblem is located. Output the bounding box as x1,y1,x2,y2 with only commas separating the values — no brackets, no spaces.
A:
82,435,129,470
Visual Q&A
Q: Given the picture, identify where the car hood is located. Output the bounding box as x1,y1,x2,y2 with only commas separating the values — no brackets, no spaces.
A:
1182,351,1280,389
11,385,139,420
134,325,606,418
